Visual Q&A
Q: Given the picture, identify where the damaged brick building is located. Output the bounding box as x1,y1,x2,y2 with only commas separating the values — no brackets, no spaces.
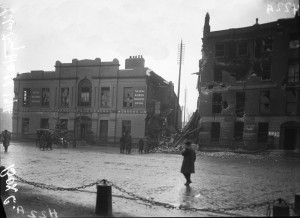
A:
197,12,299,150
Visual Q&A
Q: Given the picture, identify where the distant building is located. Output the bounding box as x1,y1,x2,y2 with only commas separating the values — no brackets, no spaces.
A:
197,13,299,150
0,108,12,132
12,56,180,143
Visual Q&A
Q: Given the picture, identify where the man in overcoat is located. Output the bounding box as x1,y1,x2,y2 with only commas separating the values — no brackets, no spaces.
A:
120,133,126,153
180,141,196,186
2,130,11,153
138,138,144,154
126,134,132,154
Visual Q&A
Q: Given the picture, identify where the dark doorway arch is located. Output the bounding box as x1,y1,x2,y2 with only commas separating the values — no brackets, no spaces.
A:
280,121,300,150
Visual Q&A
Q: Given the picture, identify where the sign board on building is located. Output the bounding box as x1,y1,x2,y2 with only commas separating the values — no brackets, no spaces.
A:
245,124,255,132
31,88,41,106
133,87,146,108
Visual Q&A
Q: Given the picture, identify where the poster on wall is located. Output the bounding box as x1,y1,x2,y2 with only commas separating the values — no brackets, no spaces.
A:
133,87,146,108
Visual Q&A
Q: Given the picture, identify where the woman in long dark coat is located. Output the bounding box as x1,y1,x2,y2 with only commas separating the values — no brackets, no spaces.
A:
180,141,196,186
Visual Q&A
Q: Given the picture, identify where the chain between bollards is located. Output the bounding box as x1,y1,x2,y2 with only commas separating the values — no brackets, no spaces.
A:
10,174,299,216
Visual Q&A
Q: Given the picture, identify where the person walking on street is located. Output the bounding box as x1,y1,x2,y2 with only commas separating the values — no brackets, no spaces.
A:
2,130,11,153
120,133,126,153
125,134,132,154
138,138,144,154
180,141,196,186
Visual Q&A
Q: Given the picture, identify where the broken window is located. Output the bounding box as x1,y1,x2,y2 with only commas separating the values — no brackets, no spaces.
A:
255,36,273,57
42,88,50,107
123,87,133,108
260,90,270,114
23,88,30,107
214,64,222,82
236,92,245,117
78,79,92,106
212,93,222,113
258,122,269,143
261,61,271,80
101,87,110,107
234,121,244,141
255,38,262,58
211,122,220,142
238,40,248,56
286,89,298,114
61,87,69,107
228,41,237,58
289,32,299,49
215,42,225,57
262,37,273,52
288,61,299,83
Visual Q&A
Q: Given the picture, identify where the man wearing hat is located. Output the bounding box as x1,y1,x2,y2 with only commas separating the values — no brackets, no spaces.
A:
180,141,196,186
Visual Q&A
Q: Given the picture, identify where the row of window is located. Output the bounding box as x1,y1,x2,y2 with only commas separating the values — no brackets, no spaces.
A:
22,86,137,108
212,89,299,115
215,32,299,58
21,117,133,136
213,60,299,83
210,122,269,143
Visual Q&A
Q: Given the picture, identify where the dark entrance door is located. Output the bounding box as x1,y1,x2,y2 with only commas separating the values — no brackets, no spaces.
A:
80,124,87,139
75,116,91,140
99,120,108,141
284,128,297,150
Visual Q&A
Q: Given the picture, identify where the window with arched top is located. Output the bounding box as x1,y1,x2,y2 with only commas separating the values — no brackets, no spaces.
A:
78,79,92,106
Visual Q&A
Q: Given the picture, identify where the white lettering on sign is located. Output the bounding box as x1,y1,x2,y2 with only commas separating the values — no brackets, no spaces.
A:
268,131,279,137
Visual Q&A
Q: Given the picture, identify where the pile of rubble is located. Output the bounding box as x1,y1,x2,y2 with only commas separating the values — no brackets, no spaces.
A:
151,143,295,161
151,143,198,154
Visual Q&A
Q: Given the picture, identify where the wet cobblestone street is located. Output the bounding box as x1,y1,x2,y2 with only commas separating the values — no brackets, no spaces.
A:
1,142,300,217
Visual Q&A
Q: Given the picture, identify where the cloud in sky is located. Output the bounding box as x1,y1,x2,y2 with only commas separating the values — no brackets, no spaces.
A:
1,0,297,112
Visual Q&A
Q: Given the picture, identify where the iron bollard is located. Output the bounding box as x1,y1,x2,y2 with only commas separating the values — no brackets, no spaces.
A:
95,180,112,216
295,194,300,214
273,198,290,217
0,166,8,196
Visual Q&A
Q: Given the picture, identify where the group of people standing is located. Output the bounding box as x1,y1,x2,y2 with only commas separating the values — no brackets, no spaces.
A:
119,133,149,154
37,131,53,150
119,133,132,154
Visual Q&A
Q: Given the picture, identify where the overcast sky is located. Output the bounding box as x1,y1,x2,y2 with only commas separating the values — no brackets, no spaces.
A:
0,0,298,115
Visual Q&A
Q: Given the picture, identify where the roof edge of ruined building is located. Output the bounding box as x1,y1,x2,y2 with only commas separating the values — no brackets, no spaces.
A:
205,16,299,39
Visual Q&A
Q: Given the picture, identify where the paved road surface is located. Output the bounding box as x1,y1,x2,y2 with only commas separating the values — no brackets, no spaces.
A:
1,142,299,217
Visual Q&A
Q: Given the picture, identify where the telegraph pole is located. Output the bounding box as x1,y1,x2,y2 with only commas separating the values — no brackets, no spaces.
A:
176,40,185,130
183,87,187,128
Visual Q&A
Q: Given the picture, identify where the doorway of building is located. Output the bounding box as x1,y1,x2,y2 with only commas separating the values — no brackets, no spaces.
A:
284,128,298,150
99,120,108,141
75,116,91,140
280,121,300,150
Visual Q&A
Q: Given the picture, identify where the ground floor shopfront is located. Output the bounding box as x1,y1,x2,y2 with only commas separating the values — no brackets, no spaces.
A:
198,115,300,150
12,108,147,144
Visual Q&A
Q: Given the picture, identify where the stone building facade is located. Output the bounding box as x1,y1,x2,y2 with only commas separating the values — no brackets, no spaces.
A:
197,13,299,150
12,56,180,144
